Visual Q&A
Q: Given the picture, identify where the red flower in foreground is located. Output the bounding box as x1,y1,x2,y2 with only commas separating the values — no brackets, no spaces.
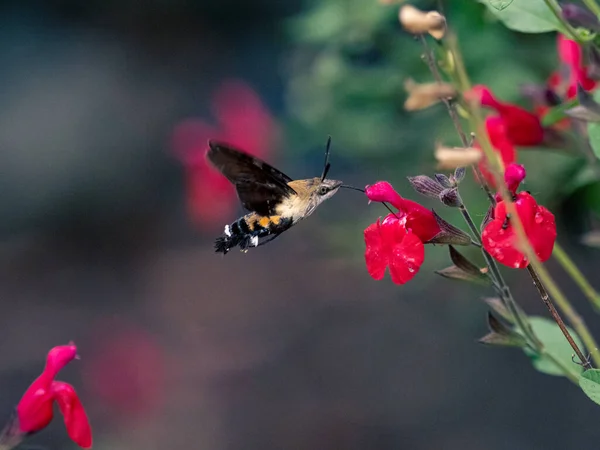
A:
363,181,440,284
475,116,517,188
466,85,544,146
364,215,425,284
171,80,278,230
482,166,556,268
15,343,92,448
365,181,440,242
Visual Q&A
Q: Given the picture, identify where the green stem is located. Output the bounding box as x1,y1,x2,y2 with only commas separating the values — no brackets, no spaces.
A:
458,205,541,349
553,242,600,311
583,0,600,19
541,350,581,384
542,0,582,42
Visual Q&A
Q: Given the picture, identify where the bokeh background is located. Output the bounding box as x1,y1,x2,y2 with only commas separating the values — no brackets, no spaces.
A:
0,0,599,449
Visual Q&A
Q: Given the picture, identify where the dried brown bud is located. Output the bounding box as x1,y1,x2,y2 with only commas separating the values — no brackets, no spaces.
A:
399,5,446,39
434,144,481,170
404,79,456,111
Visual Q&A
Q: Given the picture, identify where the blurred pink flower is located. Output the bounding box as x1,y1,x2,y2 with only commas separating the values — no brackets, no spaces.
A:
82,322,165,421
15,342,92,449
172,80,279,230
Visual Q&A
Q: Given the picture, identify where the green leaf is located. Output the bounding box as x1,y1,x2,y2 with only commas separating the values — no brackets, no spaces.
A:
479,0,565,33
541,98,578,127
579,369,600,405
524,317,585,377
587,90,600,159
488,0,514,11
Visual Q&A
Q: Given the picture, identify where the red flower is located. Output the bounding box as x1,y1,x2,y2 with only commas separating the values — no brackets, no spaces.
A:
363,181,440,284
364,215,425,285
552,34,596,99
16,343,92,449
482,180,556,269
504,163,526,194
365,181,440,242
475,116,517,188
171,80,279,230
466,85,544,146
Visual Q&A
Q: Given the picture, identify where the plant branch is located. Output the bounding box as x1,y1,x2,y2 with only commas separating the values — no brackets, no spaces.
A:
553,242,600,311
542,0,582,42
446,34,600,369
526,265,592,369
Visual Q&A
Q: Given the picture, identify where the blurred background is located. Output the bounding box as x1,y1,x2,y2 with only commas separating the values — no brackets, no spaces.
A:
0,0,599,449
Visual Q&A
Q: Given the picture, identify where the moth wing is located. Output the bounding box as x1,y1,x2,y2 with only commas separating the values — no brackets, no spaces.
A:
207,140,296,216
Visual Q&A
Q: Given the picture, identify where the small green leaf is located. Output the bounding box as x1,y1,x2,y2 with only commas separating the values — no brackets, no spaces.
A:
541,98,578,127
479,0,565,33
483,297,513,322
579,369,600,405
524,317,585,376
488,0,514,11
479,312,527,347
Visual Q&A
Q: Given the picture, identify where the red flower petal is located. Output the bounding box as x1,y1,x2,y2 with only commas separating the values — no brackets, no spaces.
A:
365,182,440,242
364,219,387,280
365,182,404,210
389,230,425,284
53,382,92,449
364,215,425,285
504,163,526,194
482,192,556,268
468,85,544,146
17,343,78,434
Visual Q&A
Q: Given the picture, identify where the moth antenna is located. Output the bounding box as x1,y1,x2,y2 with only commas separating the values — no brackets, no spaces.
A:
321,135,332,181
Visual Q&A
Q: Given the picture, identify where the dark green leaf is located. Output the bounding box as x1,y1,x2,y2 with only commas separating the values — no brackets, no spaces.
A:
449,246,482,276
579,369,600,405
523,317,585,377
483,297,513,322
479,312,527,347
541,98,578,127
479,0,565,33
435,265,491,285
427,210,472,246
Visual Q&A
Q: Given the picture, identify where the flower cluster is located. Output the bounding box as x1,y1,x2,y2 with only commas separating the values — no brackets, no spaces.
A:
1,343,92,449
364,163,557,283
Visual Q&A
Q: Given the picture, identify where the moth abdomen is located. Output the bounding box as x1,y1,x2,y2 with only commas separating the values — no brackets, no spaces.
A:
215,214,293,254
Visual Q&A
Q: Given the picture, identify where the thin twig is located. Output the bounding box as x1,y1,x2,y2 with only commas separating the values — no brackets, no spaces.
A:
527,265,592,370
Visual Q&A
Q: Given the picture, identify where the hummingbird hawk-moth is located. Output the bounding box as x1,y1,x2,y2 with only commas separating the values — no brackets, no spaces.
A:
206,137,350,254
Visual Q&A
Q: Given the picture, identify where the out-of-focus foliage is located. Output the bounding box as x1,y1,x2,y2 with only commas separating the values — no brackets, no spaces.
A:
479,0,566,33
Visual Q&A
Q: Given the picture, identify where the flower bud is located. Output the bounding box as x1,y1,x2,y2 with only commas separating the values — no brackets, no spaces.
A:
407,175,444,198
399,5,446,40
434,144,481,169
453,166,466,184
562,4,600,32
565,82,600,122
439,188,462,207
434,173,453,188
404,79,456,111
504,163,526,194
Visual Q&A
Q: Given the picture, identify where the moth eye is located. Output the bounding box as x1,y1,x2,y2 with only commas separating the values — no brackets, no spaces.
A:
318,186,328,195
